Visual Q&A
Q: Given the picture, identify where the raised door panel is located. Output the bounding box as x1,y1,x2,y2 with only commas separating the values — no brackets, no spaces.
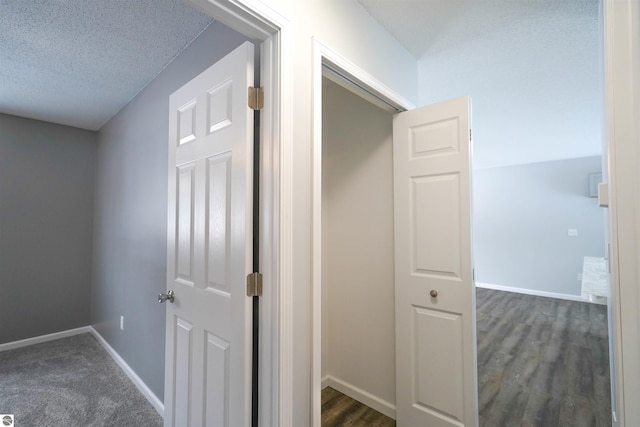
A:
204,333,231,427
205,154,232,297
412,307,464,423
173,318,193,427
178,100,198,146
176,164,196,286
207,80,233,134
410,116,460,158
411,173,461,279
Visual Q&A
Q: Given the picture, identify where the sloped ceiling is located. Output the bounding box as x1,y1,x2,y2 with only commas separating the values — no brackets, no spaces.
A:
0,1,213,130
357,0,603,168
356,0,597,59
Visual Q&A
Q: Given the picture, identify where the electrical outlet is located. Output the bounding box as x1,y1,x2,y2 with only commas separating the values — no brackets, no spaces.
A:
577,273,583,281
568,229,578,237
120,316,124,331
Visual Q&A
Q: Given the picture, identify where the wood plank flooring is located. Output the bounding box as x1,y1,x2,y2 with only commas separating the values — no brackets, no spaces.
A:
322,289,611,427
322,387,395,426
477,288,611,427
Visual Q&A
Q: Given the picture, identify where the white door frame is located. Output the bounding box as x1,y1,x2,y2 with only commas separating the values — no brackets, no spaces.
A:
603,0,640,425
182,1,293,426
310,38,415,427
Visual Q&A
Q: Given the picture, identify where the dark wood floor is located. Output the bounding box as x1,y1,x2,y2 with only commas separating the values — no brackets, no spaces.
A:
477,288,611,427
322,289,611,427
321,387,395,427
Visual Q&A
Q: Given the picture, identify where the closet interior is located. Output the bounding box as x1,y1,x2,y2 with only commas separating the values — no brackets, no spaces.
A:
321,77,397,421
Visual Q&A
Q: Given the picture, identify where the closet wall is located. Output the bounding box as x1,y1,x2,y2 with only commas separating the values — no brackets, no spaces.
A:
321,80,396,412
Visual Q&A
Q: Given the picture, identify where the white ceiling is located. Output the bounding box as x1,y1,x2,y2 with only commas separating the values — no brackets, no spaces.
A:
356,0,598,59
0,1,212,130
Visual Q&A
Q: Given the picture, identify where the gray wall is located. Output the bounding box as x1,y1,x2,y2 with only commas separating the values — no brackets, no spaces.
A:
473,157,605,296
0,113,97,343
91,22,249,400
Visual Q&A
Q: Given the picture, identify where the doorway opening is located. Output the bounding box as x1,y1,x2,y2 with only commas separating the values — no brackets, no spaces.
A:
320,76,397,425
318,80,612,427
413,0,613,424
473,158,611,425
314,5,609,425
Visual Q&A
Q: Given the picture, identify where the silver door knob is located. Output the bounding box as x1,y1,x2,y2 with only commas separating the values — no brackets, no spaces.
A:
158,290,175,303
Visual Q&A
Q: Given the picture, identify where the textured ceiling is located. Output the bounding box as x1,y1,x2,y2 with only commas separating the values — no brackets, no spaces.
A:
2,0,602,169
0,1,213,130
356,0,599,59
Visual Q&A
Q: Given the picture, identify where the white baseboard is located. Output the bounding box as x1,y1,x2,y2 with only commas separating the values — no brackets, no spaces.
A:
89,327,164,417
0,326,92,352
321,375,330,389
476,282,588,303
325,376,396,420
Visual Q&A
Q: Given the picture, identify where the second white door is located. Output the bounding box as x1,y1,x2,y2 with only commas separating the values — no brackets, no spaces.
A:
394,96,478,427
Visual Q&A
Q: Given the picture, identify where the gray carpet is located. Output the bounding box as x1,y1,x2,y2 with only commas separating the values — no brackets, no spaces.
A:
0,333,163,427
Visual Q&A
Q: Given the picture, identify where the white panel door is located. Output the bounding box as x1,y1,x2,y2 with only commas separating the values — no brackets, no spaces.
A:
393,96,478,427
164,41,254,427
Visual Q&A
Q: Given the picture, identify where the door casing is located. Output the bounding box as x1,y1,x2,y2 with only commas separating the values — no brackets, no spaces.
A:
310,38,415,427
180,1,292,426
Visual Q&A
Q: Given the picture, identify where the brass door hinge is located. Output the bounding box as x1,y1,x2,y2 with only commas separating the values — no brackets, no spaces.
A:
246,272,263,297
248,86,264,110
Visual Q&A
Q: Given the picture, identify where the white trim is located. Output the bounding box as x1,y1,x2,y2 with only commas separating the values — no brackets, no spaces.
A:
311,39,324,427
310,38,414,427
89,327,164,417
258,34,277,427
0,326,92,352
187,0,279,40
274,18,294,427
475,282,589,303
321,375,330,390
314,39,415,112
604,1,640,426
323,376,396,420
